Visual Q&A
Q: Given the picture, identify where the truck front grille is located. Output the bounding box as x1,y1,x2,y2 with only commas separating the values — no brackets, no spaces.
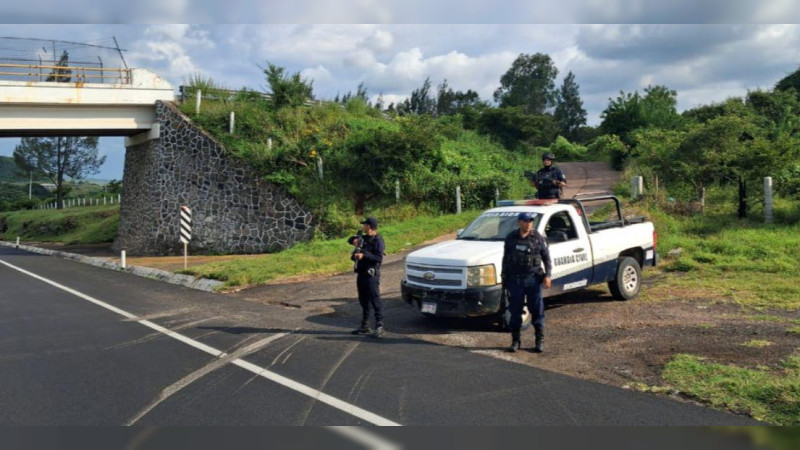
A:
406,264,463,274
405,264,465,289
407,275,461,287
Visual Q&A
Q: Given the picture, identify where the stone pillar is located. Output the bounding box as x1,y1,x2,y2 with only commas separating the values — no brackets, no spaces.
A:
114,101,314,256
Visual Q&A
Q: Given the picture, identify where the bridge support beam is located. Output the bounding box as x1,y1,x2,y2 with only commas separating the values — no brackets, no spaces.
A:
124,123,160,147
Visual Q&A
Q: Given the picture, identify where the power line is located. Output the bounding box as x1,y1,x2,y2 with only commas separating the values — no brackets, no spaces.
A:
0,36,127,52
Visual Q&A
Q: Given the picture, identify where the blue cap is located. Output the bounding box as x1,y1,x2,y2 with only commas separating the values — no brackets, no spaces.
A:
517,212,535,222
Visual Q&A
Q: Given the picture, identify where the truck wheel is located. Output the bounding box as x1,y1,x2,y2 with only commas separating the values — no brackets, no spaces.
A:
498,289,532,331
607,256,642,300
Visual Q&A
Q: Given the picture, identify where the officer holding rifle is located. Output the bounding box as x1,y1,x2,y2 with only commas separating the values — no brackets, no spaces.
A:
347,217,386,338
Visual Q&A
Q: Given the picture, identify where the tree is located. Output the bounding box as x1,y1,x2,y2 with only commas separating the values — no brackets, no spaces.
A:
355,82,368,102
493,53,558,114
106,179,123,194
640,85,682,129
263,62,314,109
553,71,587,141
775,64,800,96
402,77,436,116
436,79,485,116
329,118,443,213
13,137,105,209
601,85,682,143
339,82,369,106
476,107,558,149
600,91,643,141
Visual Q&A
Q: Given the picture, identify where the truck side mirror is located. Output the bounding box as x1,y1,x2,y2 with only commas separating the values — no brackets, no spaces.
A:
456,228,464,237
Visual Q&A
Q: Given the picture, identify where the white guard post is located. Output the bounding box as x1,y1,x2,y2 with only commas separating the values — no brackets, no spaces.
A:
180,205,192,269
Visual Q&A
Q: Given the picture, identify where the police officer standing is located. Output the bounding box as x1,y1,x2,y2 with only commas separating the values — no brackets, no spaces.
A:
501,212,553,353
348,217,386,338
532,153,567,199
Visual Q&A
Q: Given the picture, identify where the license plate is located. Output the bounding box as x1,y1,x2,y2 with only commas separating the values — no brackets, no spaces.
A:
421,302,437,314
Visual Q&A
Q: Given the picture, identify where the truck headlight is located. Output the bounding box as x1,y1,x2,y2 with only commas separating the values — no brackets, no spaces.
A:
467,264,497,287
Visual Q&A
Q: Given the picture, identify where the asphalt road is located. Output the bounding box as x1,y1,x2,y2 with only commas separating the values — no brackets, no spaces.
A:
0,245,760,426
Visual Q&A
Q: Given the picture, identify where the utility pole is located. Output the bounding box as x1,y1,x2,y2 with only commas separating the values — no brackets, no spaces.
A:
28,171,32,199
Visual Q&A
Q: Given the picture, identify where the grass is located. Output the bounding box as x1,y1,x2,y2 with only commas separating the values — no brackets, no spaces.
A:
742,339,773,348
633,192,800,310
750,315,785,322
182,210,481,288
0,206,119,244
663,354,800,425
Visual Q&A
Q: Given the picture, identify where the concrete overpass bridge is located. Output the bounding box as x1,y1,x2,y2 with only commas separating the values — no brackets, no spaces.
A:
0,65,171,146
0,64,313,255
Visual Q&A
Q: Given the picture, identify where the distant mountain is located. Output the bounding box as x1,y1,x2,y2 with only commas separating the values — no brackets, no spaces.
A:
0,156,26,183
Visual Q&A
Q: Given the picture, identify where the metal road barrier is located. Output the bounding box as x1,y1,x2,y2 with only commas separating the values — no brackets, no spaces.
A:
0,63,132,84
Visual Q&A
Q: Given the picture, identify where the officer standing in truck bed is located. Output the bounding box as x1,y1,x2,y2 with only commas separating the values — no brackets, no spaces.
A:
532,153,567,199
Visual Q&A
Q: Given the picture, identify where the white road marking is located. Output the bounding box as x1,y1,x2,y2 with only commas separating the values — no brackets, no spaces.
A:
125,332,289,426
328,427,403,450
0,258,401,427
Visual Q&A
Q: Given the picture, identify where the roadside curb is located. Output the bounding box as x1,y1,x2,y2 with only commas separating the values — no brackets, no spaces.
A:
0,241,224,292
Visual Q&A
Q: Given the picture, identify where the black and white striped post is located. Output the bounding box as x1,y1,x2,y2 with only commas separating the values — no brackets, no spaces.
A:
180,205,192,269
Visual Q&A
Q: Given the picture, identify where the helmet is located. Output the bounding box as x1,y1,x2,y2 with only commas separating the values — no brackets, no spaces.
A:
542,153,556,161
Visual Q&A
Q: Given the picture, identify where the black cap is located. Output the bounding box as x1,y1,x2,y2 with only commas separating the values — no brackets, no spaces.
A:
361,217,378,229
542,152,556,161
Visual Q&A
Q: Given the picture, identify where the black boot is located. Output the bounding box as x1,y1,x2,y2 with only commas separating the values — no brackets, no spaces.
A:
507,333,521,353
351,322,371,335
533,328,544,353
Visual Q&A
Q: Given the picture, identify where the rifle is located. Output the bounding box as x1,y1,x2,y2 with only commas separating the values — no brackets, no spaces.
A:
525,170,563,198
351,230,365,272
525,170,559,188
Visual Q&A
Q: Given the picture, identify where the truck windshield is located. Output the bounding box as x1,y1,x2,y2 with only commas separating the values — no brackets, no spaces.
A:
458,212,540,241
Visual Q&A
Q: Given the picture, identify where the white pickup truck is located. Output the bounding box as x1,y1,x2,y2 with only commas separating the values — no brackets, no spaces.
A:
401,195,657,327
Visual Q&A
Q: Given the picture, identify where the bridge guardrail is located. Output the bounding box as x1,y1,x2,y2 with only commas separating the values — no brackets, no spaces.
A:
0,63,132,84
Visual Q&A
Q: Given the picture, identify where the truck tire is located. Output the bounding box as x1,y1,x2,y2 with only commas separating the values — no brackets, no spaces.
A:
608,256,642,300
498,288,532,331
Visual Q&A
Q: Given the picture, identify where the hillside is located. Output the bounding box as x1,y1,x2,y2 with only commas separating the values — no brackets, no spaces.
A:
0,156,25,182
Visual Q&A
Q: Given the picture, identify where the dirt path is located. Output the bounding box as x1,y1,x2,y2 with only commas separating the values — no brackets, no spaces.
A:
559,161,621,199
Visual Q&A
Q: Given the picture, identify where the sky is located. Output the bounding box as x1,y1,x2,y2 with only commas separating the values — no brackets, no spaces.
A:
1,20,799,179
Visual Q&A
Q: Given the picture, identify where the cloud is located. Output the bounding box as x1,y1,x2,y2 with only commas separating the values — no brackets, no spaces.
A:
300,65,333,85
576,25,754,64
362,47,517,101
127,25,215,80
6,0,800,23
575,0,800,23
362,29,393,52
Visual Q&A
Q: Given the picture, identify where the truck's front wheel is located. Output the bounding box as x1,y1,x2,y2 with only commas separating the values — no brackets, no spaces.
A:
498,288,533,331
608,256,642,300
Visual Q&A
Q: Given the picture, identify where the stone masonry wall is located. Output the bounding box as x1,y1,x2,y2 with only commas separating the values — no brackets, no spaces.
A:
113,101,313,255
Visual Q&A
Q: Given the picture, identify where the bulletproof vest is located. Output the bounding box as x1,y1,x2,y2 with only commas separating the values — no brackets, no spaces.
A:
356,234,382,274
510,233,543,272
537,168,558,189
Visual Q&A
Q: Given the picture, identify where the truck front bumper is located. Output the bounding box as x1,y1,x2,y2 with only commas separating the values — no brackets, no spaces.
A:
400,279,504,318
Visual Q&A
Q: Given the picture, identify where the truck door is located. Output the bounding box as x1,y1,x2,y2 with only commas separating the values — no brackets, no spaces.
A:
543,211,592,295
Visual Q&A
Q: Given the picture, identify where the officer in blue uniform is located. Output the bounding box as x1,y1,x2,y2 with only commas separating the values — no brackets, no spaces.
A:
533,153,567,199
502,212,553,353
348,217,386,338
